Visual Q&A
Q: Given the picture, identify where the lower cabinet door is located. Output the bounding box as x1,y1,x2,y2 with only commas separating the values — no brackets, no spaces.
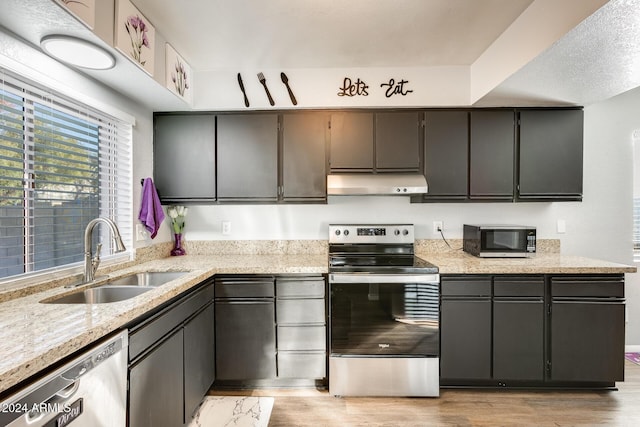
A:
129,330,184,427
440,299,492,380
493,300,544,381
215,300,277,380
550,301,625,382
184,303,215,422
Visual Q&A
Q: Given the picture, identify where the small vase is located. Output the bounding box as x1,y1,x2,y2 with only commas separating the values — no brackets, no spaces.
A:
171,233,186,256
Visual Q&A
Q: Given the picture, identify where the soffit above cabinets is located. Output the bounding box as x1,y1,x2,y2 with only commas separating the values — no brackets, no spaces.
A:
1,0,638,111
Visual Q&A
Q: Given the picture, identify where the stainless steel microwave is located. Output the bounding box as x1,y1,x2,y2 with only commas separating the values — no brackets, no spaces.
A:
463,224,536,258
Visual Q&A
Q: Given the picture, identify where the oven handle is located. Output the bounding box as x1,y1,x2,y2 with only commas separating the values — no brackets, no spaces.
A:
329,273,440,284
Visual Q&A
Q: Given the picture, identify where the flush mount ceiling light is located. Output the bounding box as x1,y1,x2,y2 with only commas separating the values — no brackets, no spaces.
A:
40,35,115,70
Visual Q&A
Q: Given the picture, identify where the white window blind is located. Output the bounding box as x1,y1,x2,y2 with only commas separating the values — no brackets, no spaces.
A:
0,68,132,280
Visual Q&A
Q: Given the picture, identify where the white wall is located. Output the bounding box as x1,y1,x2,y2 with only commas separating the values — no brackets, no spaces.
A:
3,27,638,344
580,85,640,346
150,87,640,345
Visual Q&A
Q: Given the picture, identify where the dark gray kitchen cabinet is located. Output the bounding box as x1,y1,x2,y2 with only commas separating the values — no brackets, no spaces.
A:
440,276,492,381
549,276,625,383
153,114,216,202
129,329,184,427
282,113,328,201
469,110,515,200
276,276,327,379
518,109,583,201
217,114,279,201
375,111,421,171
127,280,215,427
329,111,421,172
329,112,374,171
440,274,626,388
184,303,215,422
423,110,469,200
493,277,545,381
214,277,277,380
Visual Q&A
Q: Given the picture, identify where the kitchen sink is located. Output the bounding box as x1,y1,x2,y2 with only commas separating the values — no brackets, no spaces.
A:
106,271,188,287
42,286,152,304
40,271,189,304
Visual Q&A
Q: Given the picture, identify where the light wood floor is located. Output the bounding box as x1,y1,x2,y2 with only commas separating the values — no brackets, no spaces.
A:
211,361,640,426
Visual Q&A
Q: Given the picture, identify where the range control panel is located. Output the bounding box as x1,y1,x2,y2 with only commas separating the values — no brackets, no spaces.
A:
329,224,414,244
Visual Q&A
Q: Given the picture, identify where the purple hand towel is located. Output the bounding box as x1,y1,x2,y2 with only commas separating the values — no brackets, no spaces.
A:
138,177,165,239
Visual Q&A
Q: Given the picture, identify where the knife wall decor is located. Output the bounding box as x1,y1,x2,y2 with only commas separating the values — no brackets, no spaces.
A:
237,73,250,107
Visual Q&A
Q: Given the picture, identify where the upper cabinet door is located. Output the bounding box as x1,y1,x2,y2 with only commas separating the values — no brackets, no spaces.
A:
329,112,374,171
375,112,421,171
424,111,468,200
469,110,515,200
282,113,328,201
518,109,583,201
153,114,216,202
217,114,278,201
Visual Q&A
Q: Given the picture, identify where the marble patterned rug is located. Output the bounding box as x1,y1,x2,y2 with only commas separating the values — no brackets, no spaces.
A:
625,352,640,365
188,396,274,427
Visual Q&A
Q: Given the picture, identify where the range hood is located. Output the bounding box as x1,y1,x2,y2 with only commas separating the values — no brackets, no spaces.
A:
327,173,428,196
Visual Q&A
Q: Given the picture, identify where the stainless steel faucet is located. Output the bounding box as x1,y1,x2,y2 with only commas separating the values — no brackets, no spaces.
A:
82,217,126,283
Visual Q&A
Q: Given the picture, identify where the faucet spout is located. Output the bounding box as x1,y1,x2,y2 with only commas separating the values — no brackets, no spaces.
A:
82,217,126,283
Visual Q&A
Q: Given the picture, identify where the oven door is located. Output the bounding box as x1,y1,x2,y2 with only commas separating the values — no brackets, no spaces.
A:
329,273,440,357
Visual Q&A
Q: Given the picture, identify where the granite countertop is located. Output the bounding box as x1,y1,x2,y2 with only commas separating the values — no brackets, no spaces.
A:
0,253,326,397
417,250,637,275
0,244,635,397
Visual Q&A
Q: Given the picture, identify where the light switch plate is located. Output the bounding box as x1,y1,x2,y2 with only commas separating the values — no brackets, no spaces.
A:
557,219,566,234
136,224,148,241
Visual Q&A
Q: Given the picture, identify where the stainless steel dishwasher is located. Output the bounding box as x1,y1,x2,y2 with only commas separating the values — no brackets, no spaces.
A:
0,330,128,427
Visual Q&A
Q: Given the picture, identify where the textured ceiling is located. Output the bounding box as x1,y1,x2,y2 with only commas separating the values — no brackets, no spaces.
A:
476,0,640,106
131,0,533,70
1,0,639,110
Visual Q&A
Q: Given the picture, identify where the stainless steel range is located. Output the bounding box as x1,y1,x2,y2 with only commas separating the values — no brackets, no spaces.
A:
328,224,440,397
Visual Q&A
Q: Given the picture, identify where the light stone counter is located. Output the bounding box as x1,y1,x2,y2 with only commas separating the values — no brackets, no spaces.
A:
0,253,327,396
0,238,635,397
417,251,637,275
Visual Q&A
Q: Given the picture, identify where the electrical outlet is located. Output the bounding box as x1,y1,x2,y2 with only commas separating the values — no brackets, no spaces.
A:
222,221,231,235
433,221,443,233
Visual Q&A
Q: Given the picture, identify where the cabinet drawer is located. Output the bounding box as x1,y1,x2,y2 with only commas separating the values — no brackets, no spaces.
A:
277,299,325,324
278,352,326,379
494,277,544,297
441,277,491,297
129,283,214,361
551,276,624,298
276,277,325,298
278,326,326,351
215,277,274,298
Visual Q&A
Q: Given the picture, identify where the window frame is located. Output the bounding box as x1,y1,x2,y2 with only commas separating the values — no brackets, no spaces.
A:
0,68,133,286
